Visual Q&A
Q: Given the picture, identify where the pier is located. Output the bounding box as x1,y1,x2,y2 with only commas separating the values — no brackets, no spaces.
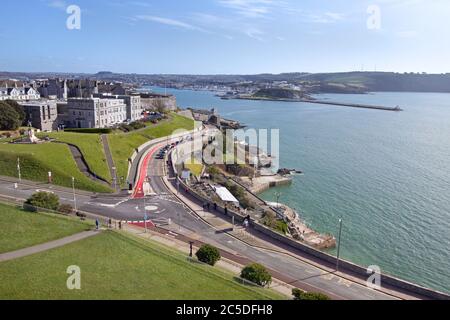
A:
301,99,403,112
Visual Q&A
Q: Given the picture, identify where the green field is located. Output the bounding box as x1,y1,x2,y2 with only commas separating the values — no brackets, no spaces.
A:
42,132,112,183
0,203,92,253
0,231,284,300
0,143,112,193
108,114,196,186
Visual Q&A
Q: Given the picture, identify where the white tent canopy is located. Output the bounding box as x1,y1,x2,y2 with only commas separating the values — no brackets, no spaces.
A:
213,186,239,207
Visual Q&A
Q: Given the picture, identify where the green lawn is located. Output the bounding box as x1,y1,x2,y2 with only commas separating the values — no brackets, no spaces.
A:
41,132,112,183
0,203,92,254
0,231,284,300
0,143,113,193
108,114,196,187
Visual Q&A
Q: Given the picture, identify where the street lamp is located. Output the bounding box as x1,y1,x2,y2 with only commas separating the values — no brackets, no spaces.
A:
275,192,282,209
189,241,194,258
72,177,78,213
17,157,21,182
112,166,117,190
336,218,343,272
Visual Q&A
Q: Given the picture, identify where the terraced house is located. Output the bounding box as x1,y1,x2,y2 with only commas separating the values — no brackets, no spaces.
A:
0,83,40,101
67,97,127,128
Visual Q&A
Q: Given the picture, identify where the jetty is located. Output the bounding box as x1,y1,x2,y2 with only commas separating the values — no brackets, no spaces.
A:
301,99,403,112
228,94,403,111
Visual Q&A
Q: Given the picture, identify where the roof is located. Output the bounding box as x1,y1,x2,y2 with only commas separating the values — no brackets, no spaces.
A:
213,186,239,204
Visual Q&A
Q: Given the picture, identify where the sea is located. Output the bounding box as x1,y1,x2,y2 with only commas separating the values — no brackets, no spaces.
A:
147,86,450,294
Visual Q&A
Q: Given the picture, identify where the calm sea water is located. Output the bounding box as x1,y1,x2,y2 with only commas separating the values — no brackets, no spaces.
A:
149,87,450,293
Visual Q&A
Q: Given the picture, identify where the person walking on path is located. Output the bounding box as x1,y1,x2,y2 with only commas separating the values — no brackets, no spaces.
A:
95,219,99,231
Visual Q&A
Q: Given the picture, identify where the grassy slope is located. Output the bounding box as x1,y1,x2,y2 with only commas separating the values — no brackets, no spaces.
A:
0,143,112,193
108,114,196,186
0,203,92,253
42,132,112,183
0,231,284,300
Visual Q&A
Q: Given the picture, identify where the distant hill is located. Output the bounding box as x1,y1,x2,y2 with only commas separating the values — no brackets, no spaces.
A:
2,71,450,93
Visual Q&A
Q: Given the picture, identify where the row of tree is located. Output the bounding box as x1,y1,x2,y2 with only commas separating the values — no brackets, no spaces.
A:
0,100,26,130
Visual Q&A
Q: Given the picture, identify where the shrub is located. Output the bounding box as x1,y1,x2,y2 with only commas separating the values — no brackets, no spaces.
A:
58,204,74,214
195,244,221,266
240,263,272,287
25,192,60,211
292,288,330,300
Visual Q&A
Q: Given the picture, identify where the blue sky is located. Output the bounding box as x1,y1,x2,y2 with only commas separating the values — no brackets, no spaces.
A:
1,0,449,74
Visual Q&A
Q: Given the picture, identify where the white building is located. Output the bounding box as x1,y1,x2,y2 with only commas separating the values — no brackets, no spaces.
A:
94,93,143,122
0,85,40,101
67,98,127,128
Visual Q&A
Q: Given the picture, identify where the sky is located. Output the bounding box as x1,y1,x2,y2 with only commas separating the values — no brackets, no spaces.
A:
0,0,449,74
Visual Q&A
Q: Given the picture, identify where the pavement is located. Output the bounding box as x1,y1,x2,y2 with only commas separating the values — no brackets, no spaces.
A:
100,134,119,191
0,230,100,263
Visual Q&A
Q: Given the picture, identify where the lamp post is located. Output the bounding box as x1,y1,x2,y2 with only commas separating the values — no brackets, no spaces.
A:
17,157,21,182
112,166,117,190
189,241,194,258
275,192,281,209
336,218,343,272
72,177,78,213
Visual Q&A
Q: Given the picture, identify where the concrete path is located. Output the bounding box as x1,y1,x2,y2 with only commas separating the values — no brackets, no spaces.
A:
0,230,100,263
101,135,119,191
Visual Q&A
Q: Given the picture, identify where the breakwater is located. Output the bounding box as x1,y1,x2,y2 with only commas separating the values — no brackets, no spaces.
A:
303,99,403,111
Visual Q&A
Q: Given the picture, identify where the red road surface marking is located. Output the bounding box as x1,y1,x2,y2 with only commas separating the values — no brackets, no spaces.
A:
132,143,164,199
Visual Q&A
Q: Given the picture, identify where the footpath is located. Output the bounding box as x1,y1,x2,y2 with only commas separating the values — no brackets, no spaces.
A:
0,230,100,263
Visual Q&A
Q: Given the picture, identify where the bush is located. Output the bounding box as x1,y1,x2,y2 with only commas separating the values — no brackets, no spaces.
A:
240,263,272,287
58,204,74,214
292,288,330,300
195,244,221,266
25,192,60,211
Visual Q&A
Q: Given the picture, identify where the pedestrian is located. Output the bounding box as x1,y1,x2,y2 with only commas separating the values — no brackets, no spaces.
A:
224,207,228,216
95,219,99,230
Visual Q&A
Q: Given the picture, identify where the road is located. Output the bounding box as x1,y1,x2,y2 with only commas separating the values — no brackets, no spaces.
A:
0,130,429,300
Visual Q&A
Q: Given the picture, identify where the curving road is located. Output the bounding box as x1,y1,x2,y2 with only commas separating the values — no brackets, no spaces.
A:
0,129,435,300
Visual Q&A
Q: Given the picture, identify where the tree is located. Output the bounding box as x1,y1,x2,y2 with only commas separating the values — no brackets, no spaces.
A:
195,244,221,266
240,263,272,287
292,288,330,300
0,101,21,130
4,100,26,125
25,192,60,211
